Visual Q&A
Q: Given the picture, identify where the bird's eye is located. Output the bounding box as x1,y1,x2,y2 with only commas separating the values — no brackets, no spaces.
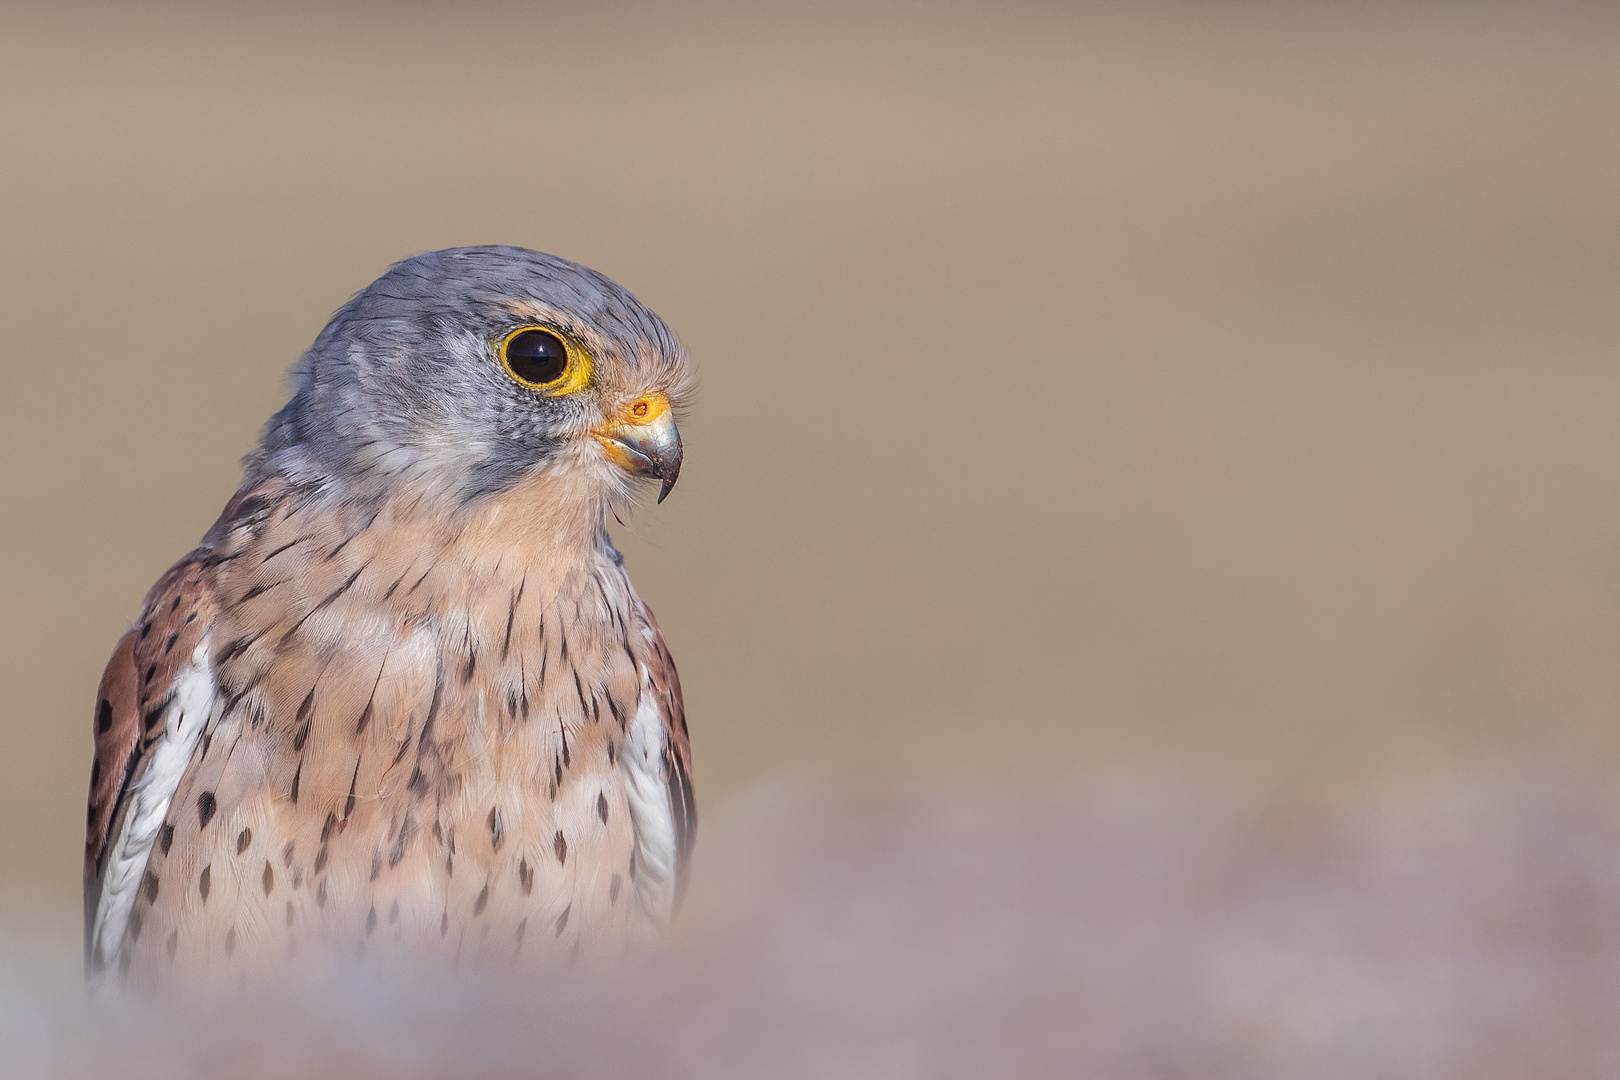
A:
501,328,571,387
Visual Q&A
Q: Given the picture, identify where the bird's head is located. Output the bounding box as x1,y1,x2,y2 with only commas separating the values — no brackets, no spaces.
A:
252,247,690,535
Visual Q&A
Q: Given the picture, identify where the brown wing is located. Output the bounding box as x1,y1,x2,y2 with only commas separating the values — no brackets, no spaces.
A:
84,554,218,975
638,601,695,899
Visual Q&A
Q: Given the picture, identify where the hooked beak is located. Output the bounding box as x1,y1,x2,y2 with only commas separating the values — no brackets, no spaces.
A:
593,392,683,503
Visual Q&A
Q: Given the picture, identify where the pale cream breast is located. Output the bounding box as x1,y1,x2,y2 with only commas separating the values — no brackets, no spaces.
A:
121,476,678,984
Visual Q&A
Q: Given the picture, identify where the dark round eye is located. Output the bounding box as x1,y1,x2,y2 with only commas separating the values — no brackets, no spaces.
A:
503,329,569,386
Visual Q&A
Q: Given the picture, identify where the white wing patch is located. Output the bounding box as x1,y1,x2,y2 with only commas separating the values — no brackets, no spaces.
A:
621,657,677,918
87,640,214,985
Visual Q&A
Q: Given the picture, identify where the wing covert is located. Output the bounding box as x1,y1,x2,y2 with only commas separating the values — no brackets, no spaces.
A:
84,554,219,979
638,602,695,901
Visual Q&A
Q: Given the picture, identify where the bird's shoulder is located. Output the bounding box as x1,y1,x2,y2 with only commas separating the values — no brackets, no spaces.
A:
83,480,292,975
621,589,695,903
83,547,221,972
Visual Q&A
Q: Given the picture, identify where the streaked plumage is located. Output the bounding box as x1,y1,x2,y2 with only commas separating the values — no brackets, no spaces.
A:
83,247,694,986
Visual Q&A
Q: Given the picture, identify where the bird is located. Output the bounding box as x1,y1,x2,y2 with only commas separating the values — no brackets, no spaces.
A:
82,246,695,988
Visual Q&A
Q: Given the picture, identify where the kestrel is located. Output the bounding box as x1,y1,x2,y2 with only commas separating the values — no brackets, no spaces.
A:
82,247,695,987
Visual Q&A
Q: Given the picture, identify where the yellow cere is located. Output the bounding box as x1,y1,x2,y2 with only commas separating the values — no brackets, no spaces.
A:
498,325,594,395
625,392,670,425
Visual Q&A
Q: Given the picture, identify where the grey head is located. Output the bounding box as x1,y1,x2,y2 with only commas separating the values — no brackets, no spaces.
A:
248,246,688,513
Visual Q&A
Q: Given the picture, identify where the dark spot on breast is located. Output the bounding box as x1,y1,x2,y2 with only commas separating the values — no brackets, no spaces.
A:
128,911,142,942
488,807,503,852
225,926,237,957
345,762,360,820
553,830,567,865
97,699,113,733
90,757,101,790
314,844,328,875
440,911,449,937
370,853,382,881
197,791,217,828
160,823,174,856
322,811,338,844
238,581,279,604
262,534,309,563
597,792,609,825
316,879,327,907
514,917,527,949
610,874,622,904
607,741,616,765
290,762,302,804
217,634,258,666
199,864,211,901
389,813,417,869
519,858,534,896
236,828,252,855
554,904,570,938
165,930,178,960
143,871,159,904
282,840,295,866
164,631,179,655
262,861,274,895
366,907,377,935
473,883,489,916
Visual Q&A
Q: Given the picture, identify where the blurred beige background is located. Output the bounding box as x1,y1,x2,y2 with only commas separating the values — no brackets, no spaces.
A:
2,0,1619,959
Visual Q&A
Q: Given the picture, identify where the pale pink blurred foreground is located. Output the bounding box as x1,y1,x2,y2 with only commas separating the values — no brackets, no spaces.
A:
4,753,1617,1079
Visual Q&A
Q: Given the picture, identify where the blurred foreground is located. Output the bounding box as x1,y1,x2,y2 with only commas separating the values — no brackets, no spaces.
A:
5,750,1618,1080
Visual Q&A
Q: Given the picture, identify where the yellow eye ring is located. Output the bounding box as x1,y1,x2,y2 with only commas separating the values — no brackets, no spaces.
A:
498,325,593,395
